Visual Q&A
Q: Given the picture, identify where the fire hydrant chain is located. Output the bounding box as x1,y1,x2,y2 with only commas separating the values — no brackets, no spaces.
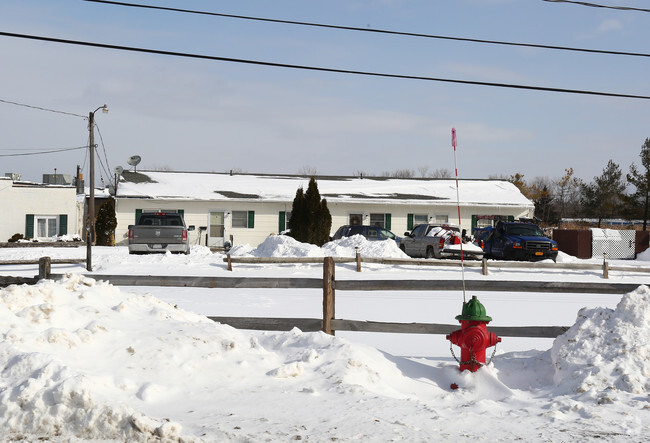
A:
449,342,497,369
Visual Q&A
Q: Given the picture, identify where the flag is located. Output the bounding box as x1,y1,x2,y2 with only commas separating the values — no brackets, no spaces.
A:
451,128,457,148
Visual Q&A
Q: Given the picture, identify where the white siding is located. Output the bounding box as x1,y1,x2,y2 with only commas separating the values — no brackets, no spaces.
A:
0,179,78,241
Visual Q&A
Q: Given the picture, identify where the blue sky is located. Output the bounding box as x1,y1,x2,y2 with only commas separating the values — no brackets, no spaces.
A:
1,0,648,186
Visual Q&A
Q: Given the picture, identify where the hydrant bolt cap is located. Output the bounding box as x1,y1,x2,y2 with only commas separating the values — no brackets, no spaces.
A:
455,295,493,322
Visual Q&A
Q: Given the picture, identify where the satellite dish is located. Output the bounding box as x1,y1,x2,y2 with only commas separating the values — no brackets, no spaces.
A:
127,155,142,171
114,166,124,176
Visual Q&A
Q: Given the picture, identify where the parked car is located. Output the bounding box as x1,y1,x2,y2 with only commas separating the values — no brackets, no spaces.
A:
128,212,195,255
472,226,494,250
401,224,484,260
332,225,401,246
481,221,558,262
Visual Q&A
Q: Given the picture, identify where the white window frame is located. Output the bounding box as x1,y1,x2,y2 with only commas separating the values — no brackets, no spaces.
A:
232,210,251,228
35,215,58,238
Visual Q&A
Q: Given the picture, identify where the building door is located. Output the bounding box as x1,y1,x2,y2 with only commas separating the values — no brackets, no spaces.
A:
208,211,225,247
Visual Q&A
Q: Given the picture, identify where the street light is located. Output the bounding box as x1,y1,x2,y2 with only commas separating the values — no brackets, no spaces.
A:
87,104,108,271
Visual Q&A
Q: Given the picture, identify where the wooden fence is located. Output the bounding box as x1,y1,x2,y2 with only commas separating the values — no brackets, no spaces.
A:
77,259,642,338
2,256,645,339
0,257,86,286
224,253,650,279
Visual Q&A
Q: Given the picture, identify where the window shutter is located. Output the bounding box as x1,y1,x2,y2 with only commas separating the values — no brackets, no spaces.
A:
279,211,285,233
248,211,255,229
26,214,34,238
407,214,414,231
384,213,391,230
58,214,68,235
178,209,184,218
135,209,142,224
471,215,477,229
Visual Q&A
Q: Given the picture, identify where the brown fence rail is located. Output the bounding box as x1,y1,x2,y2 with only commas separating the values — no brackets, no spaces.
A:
224,254,650,279
3,256,643,338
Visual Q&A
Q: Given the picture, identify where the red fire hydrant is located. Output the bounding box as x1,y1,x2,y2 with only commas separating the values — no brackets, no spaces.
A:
446,295,501,373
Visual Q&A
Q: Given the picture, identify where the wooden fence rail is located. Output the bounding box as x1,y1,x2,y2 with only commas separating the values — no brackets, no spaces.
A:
224,254,650,279
3,256,643,339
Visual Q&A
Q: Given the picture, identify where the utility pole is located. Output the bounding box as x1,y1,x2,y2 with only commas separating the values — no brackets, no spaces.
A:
86,104,108,272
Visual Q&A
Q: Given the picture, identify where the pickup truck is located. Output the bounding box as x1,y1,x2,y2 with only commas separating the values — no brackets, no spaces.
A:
401,224,484,260
128,212,194,254
478,221,558,262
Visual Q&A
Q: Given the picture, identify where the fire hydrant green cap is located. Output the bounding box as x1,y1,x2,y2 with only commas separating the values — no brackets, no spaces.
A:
455,295,492,322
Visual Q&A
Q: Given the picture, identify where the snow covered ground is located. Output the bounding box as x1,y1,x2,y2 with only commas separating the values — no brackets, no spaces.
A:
0,235,648,441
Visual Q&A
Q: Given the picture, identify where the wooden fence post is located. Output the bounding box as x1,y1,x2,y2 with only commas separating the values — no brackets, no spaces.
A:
603,260,609,279
482,258,488,276
322,256,335,335
227,254,232,271
38,256,51,279
355,248,361,272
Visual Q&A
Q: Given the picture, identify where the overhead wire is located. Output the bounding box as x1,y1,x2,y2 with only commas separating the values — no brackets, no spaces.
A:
1,31,648,100
0,98,86,118
0,146,88,157
542,0,650,12
84,0,650,58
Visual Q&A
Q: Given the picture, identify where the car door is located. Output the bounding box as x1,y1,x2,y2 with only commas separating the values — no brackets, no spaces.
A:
402,225,421,256
412,224,430,257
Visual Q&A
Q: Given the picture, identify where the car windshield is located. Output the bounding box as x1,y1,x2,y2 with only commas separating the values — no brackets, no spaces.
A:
505,224,544,237
139,214,183,226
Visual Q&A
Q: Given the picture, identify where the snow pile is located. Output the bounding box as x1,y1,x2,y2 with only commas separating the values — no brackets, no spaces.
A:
0,274,219,441
229,234,407,259
0,274,438,441
229,234,323,257
321,234,408,259
551,285,650,396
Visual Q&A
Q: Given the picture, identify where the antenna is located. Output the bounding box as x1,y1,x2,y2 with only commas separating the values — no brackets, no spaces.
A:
452,128,467,303
114,165,124,176
127,155,142,172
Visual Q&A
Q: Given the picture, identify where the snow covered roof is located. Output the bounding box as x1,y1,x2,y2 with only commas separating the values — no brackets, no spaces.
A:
116,171,533,207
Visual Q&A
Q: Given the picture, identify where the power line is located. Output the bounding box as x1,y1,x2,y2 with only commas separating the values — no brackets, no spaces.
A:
1,31,649,100
542,0,650,12
0,146,88,157
0,98,86,118
83,0,650,58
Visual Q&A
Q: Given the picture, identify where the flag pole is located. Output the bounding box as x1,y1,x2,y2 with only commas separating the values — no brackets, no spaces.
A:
452,128,467,303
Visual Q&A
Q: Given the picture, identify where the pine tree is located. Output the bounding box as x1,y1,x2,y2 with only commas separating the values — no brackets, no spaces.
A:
95,197,118,246
627,138,650,230
287,187,307,242
580,160,626,227
288,177,332,246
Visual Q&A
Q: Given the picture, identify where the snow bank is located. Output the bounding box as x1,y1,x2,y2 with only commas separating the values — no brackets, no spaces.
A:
229,234,408,259
321,234,408,259
0,275,239,441
551,285,650,396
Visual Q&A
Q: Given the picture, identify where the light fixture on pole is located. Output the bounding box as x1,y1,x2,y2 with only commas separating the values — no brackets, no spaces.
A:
86,104,108,271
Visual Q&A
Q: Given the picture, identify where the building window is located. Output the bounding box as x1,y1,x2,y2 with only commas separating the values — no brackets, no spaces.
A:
232,210,254,228
369,213,392,230
36,216,57,238
279,211,292,232
435,214,449,224
370,213,385,228
407,213,428,230
349,214,363,225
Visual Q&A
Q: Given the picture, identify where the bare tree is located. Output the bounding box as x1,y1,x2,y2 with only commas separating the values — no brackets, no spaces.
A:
556,167,582,220
298,165,319,176
430,168,452,178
